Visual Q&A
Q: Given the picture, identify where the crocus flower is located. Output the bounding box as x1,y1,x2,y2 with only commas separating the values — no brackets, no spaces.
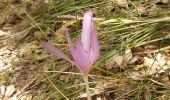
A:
42,11,100,75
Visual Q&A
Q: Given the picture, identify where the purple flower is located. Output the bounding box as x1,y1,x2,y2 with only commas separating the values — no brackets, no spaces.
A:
43,11,100,75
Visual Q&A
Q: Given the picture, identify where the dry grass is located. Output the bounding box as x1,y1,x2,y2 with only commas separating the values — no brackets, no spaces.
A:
0,0,170,99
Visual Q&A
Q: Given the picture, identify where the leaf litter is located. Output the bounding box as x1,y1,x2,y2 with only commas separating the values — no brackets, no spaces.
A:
128,52,170,80
0,0,170,99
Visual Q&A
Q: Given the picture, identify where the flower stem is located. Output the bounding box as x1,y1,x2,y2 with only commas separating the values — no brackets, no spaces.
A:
83,74,91,100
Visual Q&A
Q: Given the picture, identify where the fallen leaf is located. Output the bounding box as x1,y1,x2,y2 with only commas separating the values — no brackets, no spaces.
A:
144,44,158,51
112,0,128,8
160,76,170,86
127,70,145,80
105,54,123,69
5,84,15,97
129,56,140,64
122,49,132,67
128,53,170,80
0,85,6,96
144,53,168,75
54,25,66,37
113,55,124,66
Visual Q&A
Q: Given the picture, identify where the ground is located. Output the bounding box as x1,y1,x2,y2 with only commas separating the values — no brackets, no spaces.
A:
0,0,170,100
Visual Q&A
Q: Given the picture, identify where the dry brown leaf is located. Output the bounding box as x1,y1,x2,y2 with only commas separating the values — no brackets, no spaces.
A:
122,49,132,67
132,46,145,53
105,54,123,69
54,25,66,37
129,56,140,64
128,53,170,80
0,85,6,96
144,44,158,51
144,57,159,75
160,76,170,86
5,84,15,97
105,57,115,69
112,0,128,8
114,55,124,66
144,53,168,75
106,49,133,69
127,70,145,80
124,49,133,61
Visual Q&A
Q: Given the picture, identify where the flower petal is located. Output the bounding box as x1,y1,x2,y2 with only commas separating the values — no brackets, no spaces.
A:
42,42,74,64
89,20,100,63
65,26,76,60
75,39,89,74
89,47,94,65
81,11,93,52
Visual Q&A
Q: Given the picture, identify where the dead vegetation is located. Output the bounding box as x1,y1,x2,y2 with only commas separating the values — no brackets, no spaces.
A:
0,0,170,99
